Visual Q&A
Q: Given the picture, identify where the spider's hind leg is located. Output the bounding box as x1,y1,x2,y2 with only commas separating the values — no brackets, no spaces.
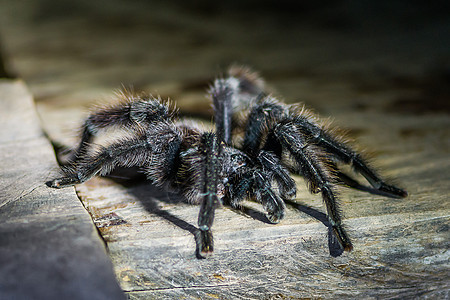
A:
293,118,407,198
274,121,353,251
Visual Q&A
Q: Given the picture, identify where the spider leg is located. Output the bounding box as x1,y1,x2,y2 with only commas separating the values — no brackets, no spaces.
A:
252,169,287,223
292,117,407,198
274,122,353,251
70,95,172,162
48,134,155,188
227,65,267,107
197,133,221,255
242,97,286,156
226,172,253,206
238,97,296,199
210,66,266,145
257,150,296,199
49,121,182,189
227,169,286,223
210,79,234,145
222,151,287,223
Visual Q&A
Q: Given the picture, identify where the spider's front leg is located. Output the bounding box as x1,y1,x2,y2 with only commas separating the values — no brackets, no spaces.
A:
196,133,222,256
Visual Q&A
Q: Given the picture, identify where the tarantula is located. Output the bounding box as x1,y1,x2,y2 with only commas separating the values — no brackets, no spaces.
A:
48,66,407,256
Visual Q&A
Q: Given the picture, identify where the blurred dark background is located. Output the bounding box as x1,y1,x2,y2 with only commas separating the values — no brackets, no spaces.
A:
0,0,449,117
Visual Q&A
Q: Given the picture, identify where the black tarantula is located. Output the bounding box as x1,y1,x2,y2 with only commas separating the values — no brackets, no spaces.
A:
48,66,407,256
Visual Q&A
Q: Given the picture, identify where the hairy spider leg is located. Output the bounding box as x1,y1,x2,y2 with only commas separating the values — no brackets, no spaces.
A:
210,79,234,145
224,159,287,223
291,117,408,198
71,96,172,162
197,132,221,255
240,98,297,199
226,171,253,205
273,121,353,251
49,118,183,188
210,70,266,146
48,133,158,188
252,168,287,223
256,150,297,199
227,65,267,105
242,97,285,155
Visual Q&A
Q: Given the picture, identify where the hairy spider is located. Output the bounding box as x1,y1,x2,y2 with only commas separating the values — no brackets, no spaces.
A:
47,66,407,256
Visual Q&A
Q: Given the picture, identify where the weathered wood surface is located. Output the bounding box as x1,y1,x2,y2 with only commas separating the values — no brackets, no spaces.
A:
71,99,449,299
0,1,449,299
0,80,125,300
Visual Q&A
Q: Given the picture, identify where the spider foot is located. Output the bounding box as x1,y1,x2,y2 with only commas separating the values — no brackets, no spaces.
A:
378,183,408,198
332,225,353,252
196,229,214,258
46,177,80,189
267,210,285,224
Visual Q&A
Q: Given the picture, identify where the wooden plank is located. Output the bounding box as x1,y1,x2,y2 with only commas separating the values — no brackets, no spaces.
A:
0,80,125,300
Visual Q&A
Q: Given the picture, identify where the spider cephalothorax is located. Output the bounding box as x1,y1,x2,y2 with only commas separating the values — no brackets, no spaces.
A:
48,66,407,257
